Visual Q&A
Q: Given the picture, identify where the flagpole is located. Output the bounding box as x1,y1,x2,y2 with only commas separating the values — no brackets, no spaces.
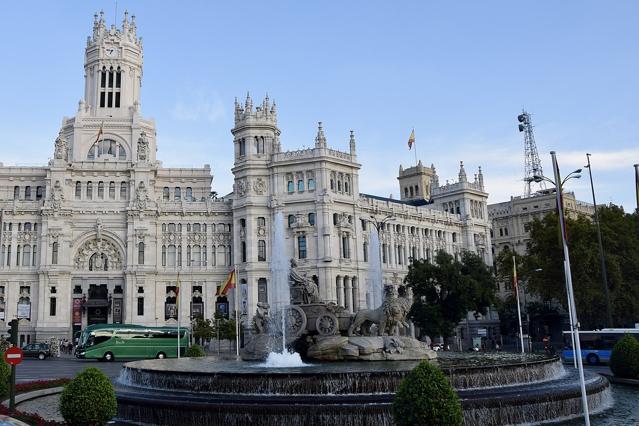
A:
412,128,418,167
177,272,181,359
513,256,525,354
234,265,240,358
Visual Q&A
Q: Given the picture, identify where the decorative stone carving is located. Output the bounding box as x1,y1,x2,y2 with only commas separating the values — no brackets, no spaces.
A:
74,238,123,271
289,259,321,304
54,131,68,161
253,178,266,195
48,181,64,211
348,285,413,337
137,131,149,162
236,179,248,197
134,182,149,210
252,302,270,334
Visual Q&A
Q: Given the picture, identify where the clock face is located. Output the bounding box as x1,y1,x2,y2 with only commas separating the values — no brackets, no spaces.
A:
105,47,119,57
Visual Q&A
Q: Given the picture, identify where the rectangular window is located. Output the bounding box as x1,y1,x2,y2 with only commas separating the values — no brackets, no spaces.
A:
115,92,121,108
298,236,307,259
101,71,106,88
100,92,105,108
49,297,56,316
363,243,368,262
137,297,144,316
258,240,266,262
382,244,387,263
51,243,58,265
116,72,121,88
107,92,113,108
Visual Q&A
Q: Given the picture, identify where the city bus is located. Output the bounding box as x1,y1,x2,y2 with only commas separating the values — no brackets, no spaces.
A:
562,328,639,365
75,324,190,361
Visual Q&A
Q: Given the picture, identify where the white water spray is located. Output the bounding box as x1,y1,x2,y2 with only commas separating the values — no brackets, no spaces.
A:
368,228,383,309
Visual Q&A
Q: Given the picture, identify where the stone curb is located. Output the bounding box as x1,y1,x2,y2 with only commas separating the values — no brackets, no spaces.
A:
599,372,639,386
1,386,64,406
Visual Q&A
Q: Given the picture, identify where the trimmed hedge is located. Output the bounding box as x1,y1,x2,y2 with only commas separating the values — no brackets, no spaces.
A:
185,344,206,357
59,367,117,426
610,335,639,379
392,361,463,426
0,351,9,400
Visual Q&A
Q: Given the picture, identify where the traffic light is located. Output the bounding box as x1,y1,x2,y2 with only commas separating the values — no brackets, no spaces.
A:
7,320,18,346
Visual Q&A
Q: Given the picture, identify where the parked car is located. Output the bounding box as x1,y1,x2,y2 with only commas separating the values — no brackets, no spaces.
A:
22,343,51,360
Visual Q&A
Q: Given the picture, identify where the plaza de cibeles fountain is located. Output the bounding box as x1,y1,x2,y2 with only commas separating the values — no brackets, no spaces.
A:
115,213,610,426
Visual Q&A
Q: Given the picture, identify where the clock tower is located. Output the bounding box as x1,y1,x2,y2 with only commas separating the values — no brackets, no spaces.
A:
83,10,143,117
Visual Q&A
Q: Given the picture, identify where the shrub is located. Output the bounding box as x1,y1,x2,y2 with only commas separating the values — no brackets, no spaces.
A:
185,344,206,357
59,367,117,426
0,352,10,400
392,361,463,426
610,335,639,379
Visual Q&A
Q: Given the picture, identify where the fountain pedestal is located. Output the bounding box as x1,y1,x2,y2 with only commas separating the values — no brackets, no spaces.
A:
307,335,437,361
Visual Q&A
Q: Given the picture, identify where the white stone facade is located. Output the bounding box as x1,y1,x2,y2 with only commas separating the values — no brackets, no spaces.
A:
0,13,492,344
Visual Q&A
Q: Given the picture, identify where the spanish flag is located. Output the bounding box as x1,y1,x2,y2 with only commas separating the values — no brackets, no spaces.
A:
408,129,415,150
218,268,236,296
94,121,104,145
512,256,518,291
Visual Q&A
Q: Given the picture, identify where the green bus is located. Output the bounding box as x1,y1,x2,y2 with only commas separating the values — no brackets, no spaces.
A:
75,324,190,361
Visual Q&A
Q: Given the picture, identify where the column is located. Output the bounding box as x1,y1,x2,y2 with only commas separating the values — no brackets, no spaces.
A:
344,276,353,313
352,277,359,312
336,276,344,307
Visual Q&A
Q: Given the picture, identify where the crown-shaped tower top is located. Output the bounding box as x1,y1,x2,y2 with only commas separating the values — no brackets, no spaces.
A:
82,11,144,117
234,93,277,126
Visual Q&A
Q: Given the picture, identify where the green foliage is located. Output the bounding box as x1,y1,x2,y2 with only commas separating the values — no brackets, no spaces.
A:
0,352,9,400
392,361,463,426
523,206,639,329
407,251,496,339
192,316,214,345
610,335,639,379
213,317,237,341
185,344,206,357
59,367,117,426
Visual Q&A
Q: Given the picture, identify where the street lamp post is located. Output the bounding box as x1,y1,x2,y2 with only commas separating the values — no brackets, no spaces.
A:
538,151,590,425
366,213,395,308
585,154,612,327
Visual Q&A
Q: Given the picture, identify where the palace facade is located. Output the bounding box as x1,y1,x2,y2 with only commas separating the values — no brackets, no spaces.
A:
0,12,493,346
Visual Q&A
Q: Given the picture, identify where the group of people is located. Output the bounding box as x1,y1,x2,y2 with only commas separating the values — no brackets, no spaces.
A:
59,339,74,354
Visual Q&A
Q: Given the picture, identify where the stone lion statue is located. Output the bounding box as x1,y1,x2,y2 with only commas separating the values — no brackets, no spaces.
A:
348,285,412,337
252,302,270,334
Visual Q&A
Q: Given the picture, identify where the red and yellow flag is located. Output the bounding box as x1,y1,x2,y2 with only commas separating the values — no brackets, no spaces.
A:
512,256,518,291
408,129,415,150
218,268,236,296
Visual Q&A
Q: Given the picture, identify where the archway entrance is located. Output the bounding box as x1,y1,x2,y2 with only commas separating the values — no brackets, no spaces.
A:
86,284,109,325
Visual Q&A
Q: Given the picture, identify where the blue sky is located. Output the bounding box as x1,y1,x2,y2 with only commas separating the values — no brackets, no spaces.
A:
2,1,638,209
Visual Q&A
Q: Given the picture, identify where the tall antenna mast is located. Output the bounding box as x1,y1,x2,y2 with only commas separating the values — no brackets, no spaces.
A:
518,110,545,197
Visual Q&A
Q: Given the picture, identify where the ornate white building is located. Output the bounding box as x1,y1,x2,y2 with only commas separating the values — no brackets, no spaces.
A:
0,13,492,345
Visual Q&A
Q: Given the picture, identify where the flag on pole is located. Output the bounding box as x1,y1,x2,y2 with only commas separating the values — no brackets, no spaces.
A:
407,129,415,150
218,268,236,296
94,121,104,145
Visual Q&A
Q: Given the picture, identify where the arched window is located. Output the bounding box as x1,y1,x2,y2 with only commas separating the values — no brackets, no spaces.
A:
167,245,176,267
186,187,193,201
36,186,43,200
138,242,145,265
287,180,294,193
297,180,304,192
22,245,31,266
163,187,169,201
239,138,246,156
24,186,31,200
13,186,19,200
99,66,122,108
51,242,59,265
192,244,201,266
86,181,93,199
363,242,368,262
288,215,295,227
256,136,265,154
87,139,126,160
75,182,82,199
120,182,127,199
409,187,414,197
258,240,266,262
337,180,342,192
241,242,247,263
344,180,350,194
89,252,108,271
308,213,316,226
308,178,315,190
330,179,335,191
24,223,31,231
174,187,181,201
98,182,104,199
257,217,266,227
109,182,115,199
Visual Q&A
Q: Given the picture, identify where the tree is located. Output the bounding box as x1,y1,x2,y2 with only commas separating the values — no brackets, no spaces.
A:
406,251,496,340
523,206,639,329
192,315,214,345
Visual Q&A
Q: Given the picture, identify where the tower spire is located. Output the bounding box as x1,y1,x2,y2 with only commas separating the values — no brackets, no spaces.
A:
315,122,327,148
518,110,546,197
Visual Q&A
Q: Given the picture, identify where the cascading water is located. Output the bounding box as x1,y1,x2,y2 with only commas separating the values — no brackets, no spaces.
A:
266,211,306,367
368,229,383,309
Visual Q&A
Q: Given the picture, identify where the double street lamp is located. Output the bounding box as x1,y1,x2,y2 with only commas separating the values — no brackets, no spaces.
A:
534,151,590,426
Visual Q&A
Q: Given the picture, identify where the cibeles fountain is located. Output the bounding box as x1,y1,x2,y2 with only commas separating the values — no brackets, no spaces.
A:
115,213,612,425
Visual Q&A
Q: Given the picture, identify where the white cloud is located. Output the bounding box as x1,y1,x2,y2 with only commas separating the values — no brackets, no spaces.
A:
171,90,226,123
552,148,639,172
